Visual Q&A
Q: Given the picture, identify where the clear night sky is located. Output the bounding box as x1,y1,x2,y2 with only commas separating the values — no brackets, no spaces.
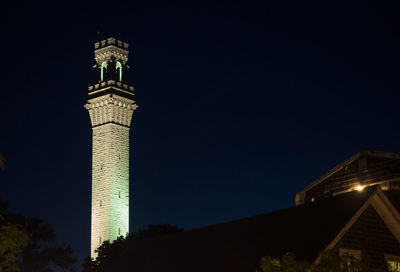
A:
1,0,400,265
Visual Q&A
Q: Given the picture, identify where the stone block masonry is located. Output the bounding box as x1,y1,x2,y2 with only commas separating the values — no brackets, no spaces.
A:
91,123,130,256
86,94,136,258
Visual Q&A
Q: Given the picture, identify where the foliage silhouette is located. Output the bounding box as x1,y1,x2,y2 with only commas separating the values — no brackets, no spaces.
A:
0,202,77,272
0,201,29,272
82,224,183,272
259,251,390,272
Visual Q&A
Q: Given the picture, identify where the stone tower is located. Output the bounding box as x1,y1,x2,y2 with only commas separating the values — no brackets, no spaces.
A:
85,37,137,258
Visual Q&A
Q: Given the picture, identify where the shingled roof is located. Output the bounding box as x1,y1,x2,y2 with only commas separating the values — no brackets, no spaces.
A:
105,188,397,272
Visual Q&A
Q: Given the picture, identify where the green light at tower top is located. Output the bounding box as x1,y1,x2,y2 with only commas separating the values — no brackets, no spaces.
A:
100,62,107,81
116,61,122,82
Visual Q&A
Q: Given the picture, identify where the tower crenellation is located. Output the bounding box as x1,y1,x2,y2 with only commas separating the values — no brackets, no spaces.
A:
85,37,137,258
93,38,130,83
95,37,129,50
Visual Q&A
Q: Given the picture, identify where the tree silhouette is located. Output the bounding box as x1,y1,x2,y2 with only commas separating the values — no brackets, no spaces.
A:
0,201,29,272
82,224,183,272
0,202,77,272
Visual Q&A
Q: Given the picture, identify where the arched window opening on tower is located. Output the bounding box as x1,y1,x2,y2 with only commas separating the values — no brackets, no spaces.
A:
118,228,121,236
116,61,122,82
100,62,108,81
99,237,102,245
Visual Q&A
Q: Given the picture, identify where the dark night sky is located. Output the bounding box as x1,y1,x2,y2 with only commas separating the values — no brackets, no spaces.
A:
1,0,400,266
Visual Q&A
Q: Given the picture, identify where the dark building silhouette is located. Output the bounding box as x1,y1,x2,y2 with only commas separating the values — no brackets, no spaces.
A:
106,151,400,271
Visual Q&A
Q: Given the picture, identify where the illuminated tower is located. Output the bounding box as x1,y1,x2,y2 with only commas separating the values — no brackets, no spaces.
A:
85,38,137,258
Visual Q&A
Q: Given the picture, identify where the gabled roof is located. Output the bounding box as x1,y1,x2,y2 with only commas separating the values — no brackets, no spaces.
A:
106,188,399,272
315,187,400,263
296,150,400,199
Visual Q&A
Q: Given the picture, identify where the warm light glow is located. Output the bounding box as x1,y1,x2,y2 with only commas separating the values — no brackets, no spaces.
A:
355,185,365,192
387,260,400,272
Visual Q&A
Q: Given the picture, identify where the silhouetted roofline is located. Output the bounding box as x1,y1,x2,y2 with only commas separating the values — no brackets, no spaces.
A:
105,187,400,272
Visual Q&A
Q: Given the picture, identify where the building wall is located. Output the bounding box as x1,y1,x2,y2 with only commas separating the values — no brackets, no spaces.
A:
304,155,400,203
335,205,400,267
91,123,130,257
86,88,136,258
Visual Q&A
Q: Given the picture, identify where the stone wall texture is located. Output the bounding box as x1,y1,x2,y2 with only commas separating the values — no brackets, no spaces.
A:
87,93,135,258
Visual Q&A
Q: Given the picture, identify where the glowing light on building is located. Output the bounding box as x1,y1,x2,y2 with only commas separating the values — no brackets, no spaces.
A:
116,61,122,81
100,61,107,81
355,185,365,192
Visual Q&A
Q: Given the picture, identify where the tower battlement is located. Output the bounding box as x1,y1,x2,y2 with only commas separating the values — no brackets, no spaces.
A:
88,80,134,100
95,37,129,50
94,38,129,65
89,80,134,92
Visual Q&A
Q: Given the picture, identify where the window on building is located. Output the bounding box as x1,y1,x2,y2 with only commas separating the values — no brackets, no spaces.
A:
385,255,400,272
118,227,121,236
339,248,361,272
100,200,102,207
99,237,102,245
118,191,121,198
100,62,107,81
116,61,122,81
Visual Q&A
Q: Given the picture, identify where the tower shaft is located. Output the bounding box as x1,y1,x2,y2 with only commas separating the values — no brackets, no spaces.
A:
91,123,129,255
